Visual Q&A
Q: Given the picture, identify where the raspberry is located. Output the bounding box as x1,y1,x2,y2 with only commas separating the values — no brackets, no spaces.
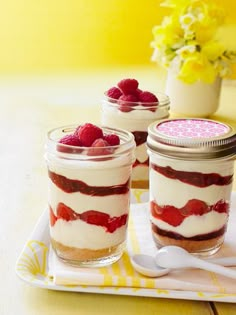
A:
138,91,158,104
59,134,82,146
117,78,139,95
103,134,120,146
76,123,103,147
88,138,112,156
118,94,139,112
106,86,122,100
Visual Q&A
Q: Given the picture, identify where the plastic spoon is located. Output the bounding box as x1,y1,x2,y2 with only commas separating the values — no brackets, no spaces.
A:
131,251,236,278
155,246,236,280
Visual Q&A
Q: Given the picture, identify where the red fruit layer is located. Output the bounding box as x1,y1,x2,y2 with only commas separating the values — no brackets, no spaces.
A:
151,223,226,241
49,204,128,233
151,164,233,187
150,199,229,227
48,170,130,195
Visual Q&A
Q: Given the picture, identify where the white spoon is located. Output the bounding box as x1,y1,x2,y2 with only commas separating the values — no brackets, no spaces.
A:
131,249,236,278
155,246,236,280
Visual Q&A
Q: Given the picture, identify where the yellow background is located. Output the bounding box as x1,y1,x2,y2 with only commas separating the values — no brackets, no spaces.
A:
0,0,235,76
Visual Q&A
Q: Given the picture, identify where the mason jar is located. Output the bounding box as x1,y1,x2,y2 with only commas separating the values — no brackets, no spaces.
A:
45,125,135,267
102,92,170,189
147,118,236,256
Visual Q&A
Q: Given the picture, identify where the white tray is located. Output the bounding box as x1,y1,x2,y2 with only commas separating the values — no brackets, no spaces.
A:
15,190,236,303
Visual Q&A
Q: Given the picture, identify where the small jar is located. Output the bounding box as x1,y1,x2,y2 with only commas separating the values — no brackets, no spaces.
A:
102,92,170,189
147,118,236,256
45,125,135,267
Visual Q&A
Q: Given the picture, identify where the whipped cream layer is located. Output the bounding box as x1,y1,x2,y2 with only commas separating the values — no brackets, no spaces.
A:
151,212,228,238
51,219,127,249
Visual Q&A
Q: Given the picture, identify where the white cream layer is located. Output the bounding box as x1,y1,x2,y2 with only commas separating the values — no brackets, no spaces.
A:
50,220,127,249
151,211,228,238
49,182,129,217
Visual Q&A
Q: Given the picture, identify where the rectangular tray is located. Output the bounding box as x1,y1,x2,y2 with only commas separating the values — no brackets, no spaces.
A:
15,190,236,302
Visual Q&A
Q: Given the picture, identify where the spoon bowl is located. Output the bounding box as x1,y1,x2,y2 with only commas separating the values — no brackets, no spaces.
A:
130,254,170,277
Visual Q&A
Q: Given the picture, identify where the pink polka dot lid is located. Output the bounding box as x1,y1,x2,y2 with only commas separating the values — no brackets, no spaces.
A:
147,118,236,159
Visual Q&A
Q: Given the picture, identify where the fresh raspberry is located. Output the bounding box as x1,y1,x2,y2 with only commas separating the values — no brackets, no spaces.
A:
76,123,103,147
138,91,158,104
118,94,139,112
88,138,112,156
59,134,82,146
117,78,139,95
103,134,120,146
106,86,122,100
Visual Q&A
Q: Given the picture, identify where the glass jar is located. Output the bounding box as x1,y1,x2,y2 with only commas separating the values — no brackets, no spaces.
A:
102,92,170,189
147,118,236,256
45,125,135,267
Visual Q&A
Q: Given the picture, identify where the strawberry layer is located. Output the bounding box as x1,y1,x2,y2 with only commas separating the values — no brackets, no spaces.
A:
151,164,233,187
50,204,128,233
48,170,129,195
150,199,229,227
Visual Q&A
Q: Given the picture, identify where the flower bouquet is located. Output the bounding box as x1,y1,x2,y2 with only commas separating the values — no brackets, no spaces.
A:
151,0,236,84
151,0,236,117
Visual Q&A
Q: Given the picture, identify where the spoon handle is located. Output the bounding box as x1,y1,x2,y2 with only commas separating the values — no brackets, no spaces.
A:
193,257,236,280
207,256,236,267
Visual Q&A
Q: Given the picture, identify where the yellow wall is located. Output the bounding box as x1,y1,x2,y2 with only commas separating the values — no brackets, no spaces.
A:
0,0,235,75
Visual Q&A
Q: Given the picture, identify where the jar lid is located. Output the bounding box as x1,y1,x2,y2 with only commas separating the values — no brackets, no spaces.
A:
147,118,236,160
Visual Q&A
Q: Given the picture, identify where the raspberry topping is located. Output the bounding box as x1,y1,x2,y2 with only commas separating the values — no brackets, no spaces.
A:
118,94,139,112
59,134,82,146
117,78,139,95
106,87,122,99
103,134,120,146
139,91,158,104
76,123,104,147
88,138,112,156
105,78,159,112
57,123,121,156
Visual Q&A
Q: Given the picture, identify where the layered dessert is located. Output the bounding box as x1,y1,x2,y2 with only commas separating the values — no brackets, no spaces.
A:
46,123,135,266
102,78,170,188
147,119,235,255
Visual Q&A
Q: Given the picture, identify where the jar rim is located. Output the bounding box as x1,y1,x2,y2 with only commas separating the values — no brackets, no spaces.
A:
103,91,170,108
147,118,236,160
46,124,135,160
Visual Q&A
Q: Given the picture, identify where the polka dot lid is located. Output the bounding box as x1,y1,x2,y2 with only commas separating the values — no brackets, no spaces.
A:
147,118,236,160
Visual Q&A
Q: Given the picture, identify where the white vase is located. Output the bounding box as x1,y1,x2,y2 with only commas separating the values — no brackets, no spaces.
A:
165,71,222,117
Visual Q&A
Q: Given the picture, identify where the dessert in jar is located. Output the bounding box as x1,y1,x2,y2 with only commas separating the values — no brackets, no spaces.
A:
101,78,170,189
45,123,135,267
147,118,236,256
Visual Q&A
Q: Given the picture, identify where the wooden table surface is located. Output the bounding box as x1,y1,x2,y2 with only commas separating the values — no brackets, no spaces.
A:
1,67,235,314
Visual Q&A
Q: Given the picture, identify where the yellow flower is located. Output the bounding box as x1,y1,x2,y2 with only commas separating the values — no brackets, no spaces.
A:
201,41,225,61
176,45,196,59
179,13,196,31
178,52,217,83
